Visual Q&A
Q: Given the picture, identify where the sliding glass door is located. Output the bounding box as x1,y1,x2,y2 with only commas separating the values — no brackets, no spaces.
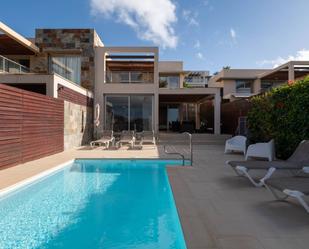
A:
105,95,153,132
105,96,129,132
130,96,153,132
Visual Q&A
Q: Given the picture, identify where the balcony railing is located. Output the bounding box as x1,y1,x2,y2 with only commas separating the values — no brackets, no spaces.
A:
0,55,29,74
106,71,154,84
183,77,208,88
236,88,252,94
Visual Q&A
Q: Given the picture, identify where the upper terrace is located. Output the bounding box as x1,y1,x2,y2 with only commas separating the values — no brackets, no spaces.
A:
159,61,210,89
105,53,155,84
0,22,97,99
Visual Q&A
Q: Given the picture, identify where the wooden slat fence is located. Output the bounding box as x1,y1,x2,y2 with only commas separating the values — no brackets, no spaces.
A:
0,84,64,168
221,99,251,135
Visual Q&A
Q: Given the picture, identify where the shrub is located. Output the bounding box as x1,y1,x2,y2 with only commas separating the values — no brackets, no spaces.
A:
247,77,309,159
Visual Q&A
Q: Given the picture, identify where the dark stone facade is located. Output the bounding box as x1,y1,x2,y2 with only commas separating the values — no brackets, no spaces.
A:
32,29,97,90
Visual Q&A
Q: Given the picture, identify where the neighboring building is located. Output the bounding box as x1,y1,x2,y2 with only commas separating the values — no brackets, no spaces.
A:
209,62,309,101
0,22,95,149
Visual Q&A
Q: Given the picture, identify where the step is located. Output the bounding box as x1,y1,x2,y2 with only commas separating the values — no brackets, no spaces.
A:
157,133,231,145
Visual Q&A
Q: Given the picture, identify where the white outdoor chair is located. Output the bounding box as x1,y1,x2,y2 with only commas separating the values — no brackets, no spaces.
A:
224,135,247,155
245,139,275,161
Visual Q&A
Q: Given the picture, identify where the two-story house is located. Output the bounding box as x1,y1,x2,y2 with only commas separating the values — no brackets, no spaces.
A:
0,22,222,143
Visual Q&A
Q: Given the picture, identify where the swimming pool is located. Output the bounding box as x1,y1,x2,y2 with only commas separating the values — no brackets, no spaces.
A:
0,159,187,249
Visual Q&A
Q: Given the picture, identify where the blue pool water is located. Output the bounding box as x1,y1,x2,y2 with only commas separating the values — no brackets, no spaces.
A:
0,159,187,249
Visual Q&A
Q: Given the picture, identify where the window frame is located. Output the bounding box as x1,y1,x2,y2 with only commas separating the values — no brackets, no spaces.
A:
49,54,82,85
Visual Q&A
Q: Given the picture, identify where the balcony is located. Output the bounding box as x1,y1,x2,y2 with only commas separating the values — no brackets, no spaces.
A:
184,79,207,88
236,88,252,94
183,72,209,88
106,71,154,84
0,55,29,74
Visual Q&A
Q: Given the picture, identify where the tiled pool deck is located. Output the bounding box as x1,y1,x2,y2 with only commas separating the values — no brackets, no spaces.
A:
1,144,309,249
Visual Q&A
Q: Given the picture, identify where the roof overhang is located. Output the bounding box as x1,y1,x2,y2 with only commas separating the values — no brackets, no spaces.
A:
0,22,39,55
259,61,309,81
159,94,213,103
213,69,271,82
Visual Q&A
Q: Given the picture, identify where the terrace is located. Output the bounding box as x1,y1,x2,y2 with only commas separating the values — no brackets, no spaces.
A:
1,143,308,249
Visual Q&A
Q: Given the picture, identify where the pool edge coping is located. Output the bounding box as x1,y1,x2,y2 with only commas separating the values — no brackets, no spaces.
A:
0,159,75,197
0,159,190,197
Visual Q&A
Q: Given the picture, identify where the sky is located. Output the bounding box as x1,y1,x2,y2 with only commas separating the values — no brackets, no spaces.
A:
2,0,309,73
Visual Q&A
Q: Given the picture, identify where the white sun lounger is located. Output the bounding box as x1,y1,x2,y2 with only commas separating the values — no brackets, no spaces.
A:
117,131,135,148
141,130,156,145
226,140,309,187
90,130,115,149
264,177,309,213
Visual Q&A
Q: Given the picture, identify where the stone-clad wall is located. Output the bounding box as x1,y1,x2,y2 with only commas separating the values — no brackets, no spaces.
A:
32,29,96,90
64,101,93,150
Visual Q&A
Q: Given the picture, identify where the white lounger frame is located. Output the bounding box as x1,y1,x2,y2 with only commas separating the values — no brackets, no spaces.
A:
263,182,309,213
90,137,115,149
226,160,309,187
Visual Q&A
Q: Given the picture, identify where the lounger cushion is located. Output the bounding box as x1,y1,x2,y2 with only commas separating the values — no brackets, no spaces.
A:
227,160,301,169
266,177,309,195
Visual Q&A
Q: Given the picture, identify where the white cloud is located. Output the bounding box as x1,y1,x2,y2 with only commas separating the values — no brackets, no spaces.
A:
203,0,210,6
182,10,199,26
203,0,214,11
194,40,201,49
90,0,178,48
258,49,309,68
196,52,204,60
230,28,236,40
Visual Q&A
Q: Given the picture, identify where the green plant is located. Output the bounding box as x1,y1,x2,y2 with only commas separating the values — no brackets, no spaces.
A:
183,82,192,88
247,77,309,159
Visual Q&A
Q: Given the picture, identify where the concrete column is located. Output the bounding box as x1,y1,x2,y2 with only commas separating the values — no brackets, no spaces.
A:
153,48,159,133
288,62,295,81
94,47,105,138
253,78,261,94
195,103,201,129
48,76,57,98
214,90,221,134
154,93,159,132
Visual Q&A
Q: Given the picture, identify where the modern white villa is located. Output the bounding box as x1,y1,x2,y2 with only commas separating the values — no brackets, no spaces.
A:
0,21,309,249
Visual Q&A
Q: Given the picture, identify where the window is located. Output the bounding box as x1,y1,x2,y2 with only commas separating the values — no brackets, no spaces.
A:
105,95,153,132
50,56,81,84
235,80,253,93
159,75,180,89
261,81,273,91
106,71,154,84
261,80,285,92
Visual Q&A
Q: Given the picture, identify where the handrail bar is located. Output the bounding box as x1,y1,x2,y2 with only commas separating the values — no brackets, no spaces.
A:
162,132,193,166
182,132,193,166
163,145,185,166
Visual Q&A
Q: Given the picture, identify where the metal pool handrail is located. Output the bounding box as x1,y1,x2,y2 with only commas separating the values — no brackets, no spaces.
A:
163,145,185,166
163,132,193,166
183,132,193,166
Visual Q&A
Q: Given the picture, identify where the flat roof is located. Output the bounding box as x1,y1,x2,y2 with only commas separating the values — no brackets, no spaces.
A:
213,69,270,82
